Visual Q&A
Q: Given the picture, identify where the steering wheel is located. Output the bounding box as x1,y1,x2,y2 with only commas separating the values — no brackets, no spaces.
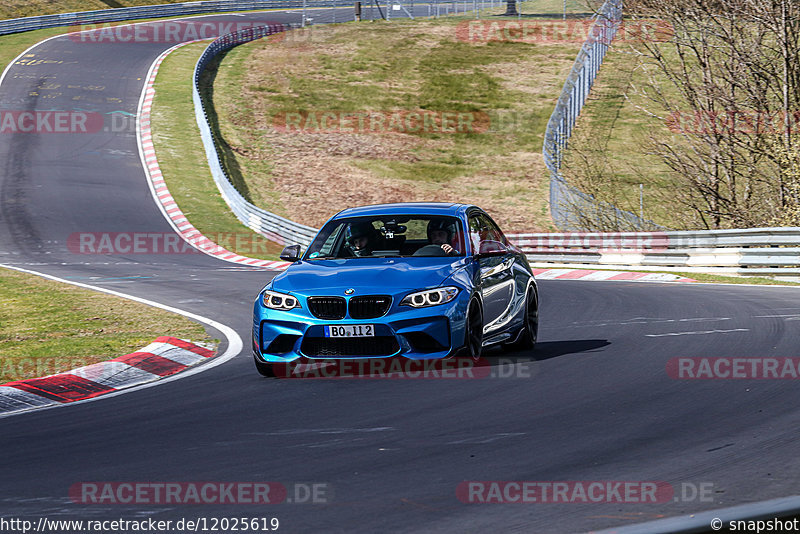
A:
413,244,449,257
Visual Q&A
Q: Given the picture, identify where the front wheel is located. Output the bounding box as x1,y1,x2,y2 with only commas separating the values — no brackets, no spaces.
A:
462,298,484,359
504,287,538,352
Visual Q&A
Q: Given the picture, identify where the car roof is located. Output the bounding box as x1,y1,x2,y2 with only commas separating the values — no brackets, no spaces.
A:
333,202,473,219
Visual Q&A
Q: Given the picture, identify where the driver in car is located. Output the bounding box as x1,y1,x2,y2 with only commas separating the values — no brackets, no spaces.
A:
427,219,458,255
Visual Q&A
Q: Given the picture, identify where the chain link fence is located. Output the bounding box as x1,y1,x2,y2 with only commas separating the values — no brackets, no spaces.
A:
543,0,665,231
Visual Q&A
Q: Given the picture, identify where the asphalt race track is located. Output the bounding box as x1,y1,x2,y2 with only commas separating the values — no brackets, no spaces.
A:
1,9,800,533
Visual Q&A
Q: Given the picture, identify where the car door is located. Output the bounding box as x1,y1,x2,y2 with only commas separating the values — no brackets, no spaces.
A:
469,213,515,334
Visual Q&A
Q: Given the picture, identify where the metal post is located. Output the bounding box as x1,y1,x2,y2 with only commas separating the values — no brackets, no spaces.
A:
302,0,307,27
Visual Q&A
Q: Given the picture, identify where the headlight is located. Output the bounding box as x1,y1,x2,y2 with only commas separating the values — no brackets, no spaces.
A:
400,286,460,308
262,289,301,311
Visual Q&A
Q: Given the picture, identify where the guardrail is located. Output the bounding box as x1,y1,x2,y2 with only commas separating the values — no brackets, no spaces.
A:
193,23,319,248
0,0,516,36
15,0,793,277
187,2,526,248
542,0,664,232
507,228,800,277
0,1,301,36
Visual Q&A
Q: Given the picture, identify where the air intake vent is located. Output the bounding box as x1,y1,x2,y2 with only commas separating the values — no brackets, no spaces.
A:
348,295,392,319
307,297,347,320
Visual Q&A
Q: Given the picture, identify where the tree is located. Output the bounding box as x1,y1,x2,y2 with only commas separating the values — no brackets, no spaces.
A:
624,0,800,228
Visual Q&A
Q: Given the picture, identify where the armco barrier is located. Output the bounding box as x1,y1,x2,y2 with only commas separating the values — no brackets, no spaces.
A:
0,0,517,36
0,1,304,36
508,228,800,277
193,24,319,248
8,1,795,277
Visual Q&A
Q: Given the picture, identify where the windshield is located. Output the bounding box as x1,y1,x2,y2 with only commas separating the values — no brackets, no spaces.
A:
304,215,466,259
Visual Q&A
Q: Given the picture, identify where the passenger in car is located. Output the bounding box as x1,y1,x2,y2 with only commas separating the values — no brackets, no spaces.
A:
345,221,382,257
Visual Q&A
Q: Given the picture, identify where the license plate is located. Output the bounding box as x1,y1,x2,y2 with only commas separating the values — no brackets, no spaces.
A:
324,325,374,338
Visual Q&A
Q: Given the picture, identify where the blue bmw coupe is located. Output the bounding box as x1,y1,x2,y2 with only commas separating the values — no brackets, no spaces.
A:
252,203,538,377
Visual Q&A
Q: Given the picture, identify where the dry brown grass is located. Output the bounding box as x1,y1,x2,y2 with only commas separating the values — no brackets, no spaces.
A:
212,18,580,232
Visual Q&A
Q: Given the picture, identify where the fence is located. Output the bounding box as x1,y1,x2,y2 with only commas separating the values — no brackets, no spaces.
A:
542,0,664,232
10,0,796,277
0,0,521,36
508,228,800,277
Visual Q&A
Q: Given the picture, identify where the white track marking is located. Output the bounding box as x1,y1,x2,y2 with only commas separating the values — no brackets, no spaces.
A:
645,329,750,338
0,263,242,419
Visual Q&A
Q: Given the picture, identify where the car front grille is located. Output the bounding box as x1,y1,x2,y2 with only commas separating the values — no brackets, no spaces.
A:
348,295,392,319
300,336,400,358
307,297,346,320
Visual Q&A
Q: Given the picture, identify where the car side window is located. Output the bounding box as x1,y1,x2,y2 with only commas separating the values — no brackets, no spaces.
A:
469,213,508,255
479,214,507,245
468,215,482,254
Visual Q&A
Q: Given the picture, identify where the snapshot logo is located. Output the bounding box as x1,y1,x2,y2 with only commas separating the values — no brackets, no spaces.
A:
668,357,800,380
67,21,289,44
514,232,670,253
269,357,538,380
666,110,800,135
455,19,673,44
69,482,329,505
67,232,280,255
457,481,715,504
272,111,490,135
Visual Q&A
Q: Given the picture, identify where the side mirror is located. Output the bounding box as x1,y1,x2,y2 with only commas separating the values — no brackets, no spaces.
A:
475,240,508,258
280,245,302,262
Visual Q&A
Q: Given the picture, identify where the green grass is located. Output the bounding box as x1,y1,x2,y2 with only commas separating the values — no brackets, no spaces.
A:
207,17,582,232
676,272,800,286
559,43,684,228
517,0,599,15
0,267,213,383
150,43,284,259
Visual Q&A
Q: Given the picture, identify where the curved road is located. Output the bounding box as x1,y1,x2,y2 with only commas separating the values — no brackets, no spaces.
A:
1,9,800,533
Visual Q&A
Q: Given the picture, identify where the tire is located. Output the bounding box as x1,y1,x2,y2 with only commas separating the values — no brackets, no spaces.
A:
504,287,538,352
463,298,484,359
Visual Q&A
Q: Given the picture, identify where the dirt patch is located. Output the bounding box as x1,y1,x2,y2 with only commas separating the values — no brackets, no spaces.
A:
213,19,581,233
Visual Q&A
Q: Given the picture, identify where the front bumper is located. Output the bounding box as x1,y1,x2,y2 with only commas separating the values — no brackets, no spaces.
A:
253,291,469,363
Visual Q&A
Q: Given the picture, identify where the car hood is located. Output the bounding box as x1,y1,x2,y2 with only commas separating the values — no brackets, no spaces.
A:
269,257,468,295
